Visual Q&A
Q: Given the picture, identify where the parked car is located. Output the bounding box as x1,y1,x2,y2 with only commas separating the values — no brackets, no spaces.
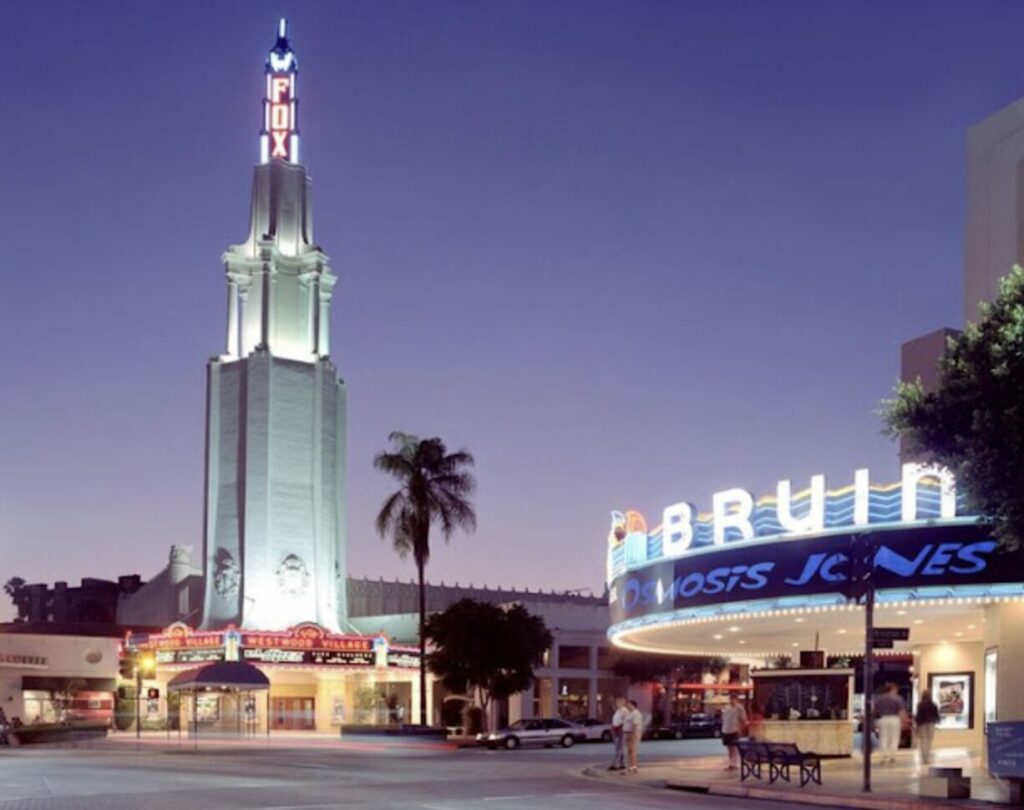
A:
646,712,721,740
477,718,586,750
574,718,613,742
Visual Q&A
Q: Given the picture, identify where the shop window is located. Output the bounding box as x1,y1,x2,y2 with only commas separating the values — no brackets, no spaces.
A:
557,678,590,721
558,645,591,670
596,647,617,671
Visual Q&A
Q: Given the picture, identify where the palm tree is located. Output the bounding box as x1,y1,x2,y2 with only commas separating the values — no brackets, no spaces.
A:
374,432,476,725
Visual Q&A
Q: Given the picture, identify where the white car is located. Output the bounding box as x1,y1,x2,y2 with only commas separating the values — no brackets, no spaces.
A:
574,718,613,742
477,718,586,750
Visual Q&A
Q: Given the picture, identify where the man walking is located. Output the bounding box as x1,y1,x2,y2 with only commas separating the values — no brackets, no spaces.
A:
608,697,628,771
720,694,748,770
875,683,907,765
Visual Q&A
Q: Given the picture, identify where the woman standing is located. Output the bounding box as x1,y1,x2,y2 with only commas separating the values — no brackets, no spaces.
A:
915,689,940,765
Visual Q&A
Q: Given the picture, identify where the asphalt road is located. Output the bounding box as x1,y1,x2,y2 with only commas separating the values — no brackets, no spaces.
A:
0,737,802,809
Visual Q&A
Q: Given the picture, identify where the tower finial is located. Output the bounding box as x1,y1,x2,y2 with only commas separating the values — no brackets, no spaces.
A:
260,18,299,164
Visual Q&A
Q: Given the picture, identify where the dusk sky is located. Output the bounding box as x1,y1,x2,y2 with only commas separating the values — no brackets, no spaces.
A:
3,0,1023,621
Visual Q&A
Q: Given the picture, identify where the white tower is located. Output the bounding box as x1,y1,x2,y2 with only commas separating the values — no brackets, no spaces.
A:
200,20,346,631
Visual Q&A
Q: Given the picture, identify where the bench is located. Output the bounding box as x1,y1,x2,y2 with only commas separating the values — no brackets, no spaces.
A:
765,742,822,787
737,741,770,782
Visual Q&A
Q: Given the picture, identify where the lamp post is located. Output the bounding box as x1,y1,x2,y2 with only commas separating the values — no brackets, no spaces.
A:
135,654,156,741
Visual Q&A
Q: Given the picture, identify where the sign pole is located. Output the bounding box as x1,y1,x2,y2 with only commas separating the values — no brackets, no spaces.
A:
135,663,142,742
863,574,874,793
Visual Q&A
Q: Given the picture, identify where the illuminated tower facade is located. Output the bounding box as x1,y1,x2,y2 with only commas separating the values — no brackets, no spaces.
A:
200,21,346,631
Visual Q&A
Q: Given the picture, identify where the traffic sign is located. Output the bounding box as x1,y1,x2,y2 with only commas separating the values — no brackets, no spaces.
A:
873,627,910,642
872,638,894,649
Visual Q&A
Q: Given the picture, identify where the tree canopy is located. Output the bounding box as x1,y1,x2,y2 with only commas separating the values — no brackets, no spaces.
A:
424,598,552,718
883,266,1024,548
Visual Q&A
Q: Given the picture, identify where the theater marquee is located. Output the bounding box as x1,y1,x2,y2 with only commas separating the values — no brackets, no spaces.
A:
606,463,1024,633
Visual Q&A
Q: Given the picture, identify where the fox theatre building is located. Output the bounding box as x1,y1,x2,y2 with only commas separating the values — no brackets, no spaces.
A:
606,463,1024,756
129,623,419,733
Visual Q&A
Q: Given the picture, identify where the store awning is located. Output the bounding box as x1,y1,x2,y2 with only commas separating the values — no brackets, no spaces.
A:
167,661,270,692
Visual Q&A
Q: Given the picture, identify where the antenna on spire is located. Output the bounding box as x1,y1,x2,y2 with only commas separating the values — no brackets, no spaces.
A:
278,17,288,40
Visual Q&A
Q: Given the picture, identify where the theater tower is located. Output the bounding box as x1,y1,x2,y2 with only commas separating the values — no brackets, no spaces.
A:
199,20,346,631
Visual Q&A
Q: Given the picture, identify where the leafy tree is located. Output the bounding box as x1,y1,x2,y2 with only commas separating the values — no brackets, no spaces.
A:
3,577,28,622
883,266,1024,548
425,598,552,729
375,432,476,725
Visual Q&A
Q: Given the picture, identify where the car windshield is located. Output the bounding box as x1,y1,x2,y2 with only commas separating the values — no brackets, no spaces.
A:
508,720,529,730
546,719,570,728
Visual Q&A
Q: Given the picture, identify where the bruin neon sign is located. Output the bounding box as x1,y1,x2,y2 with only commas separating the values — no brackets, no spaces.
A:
260,19,299,164
608,463,965,579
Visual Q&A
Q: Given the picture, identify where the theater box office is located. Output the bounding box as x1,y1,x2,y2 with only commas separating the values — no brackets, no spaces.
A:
606,463,1024,756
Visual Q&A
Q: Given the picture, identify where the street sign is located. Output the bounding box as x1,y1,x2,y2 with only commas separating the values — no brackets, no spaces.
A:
873,627,910,642
872,638,894,649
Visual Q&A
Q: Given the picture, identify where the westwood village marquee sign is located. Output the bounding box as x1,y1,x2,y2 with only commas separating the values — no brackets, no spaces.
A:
606,463,1024,627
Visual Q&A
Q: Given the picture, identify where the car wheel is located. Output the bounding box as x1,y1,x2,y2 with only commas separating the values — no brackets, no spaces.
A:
674,729,684,740
561,734,576,749
504,736,520,750
601,730,612,742
713,728,721,738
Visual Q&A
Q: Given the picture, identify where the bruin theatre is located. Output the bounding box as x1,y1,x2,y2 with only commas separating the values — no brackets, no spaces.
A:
606,464,1024,756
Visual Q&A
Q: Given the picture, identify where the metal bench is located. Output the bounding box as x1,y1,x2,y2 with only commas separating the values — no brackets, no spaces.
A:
765,742,822,787
737,740,770,782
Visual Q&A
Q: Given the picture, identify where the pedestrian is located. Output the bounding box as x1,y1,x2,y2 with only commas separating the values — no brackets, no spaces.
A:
720,695,748,770
747,701,766,742
608,698,628,771
623,700,644,774
915,689,940,765
874,683,907,765
0,708,8,746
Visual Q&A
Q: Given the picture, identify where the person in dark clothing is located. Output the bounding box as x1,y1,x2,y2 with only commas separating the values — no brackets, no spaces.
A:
915,689,941,764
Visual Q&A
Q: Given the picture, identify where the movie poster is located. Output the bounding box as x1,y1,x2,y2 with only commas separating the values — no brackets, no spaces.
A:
930,672,973,730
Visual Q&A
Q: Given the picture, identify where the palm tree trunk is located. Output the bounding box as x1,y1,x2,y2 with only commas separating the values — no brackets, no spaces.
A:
418,557,427,726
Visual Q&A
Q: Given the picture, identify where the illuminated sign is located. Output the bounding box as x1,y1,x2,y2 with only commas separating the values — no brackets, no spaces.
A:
607,463,966,583
131,622,417,670
260,19,299,164
608,522,1024,625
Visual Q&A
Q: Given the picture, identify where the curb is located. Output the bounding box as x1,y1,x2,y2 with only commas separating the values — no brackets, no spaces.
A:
668,780,1005,810
582,765,1003,810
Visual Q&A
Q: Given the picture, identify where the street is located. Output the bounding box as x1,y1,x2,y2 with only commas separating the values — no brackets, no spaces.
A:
0,737,802,809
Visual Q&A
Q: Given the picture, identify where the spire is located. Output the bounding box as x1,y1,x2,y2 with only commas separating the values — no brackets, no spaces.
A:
260,18,299,165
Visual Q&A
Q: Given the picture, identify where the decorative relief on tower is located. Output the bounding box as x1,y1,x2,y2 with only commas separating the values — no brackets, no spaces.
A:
277,554,310,597
213,548,241,598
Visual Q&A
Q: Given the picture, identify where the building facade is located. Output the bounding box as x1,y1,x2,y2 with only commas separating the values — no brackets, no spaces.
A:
200,20,346,633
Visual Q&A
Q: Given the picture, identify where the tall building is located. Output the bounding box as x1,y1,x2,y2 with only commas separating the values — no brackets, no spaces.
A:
199,21,347,631
964,96,1024,323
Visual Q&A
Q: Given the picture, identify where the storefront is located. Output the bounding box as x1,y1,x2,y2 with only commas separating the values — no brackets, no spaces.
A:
128,622,423,733
0,631,120,726
606,463,1024,755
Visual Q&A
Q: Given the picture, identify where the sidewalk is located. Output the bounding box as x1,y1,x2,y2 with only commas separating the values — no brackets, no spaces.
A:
584,747,1015,809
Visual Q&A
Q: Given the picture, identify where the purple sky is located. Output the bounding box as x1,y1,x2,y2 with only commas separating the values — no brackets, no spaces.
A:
3,0,1023,621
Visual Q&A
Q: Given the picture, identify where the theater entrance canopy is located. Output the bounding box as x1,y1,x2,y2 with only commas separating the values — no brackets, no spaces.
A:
606,463,1024,659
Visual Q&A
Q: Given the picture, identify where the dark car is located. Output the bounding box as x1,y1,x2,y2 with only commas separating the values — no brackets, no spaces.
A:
646,712,721,740
477,717,586,750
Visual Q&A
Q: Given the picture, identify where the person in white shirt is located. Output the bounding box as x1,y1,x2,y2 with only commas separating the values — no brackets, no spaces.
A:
622,700,645,774
720,695,748,770
608,698,628,771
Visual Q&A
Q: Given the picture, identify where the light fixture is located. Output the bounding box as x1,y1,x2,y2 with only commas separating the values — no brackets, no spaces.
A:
713,634,723,640
897,610,906,616
913,619,924,625
729,626,740,633
837,629,847,635
795,618,805,623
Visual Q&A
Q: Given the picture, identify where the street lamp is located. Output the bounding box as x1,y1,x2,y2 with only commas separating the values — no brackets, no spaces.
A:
135,654,156,741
